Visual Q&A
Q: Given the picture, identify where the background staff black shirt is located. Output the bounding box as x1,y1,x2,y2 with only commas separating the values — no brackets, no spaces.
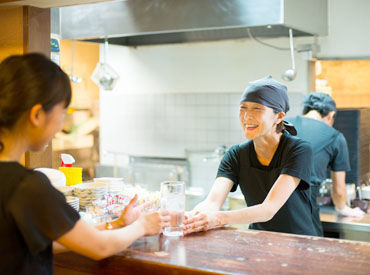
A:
0,162,80,275
286,116,351,236
217,131,317,236
286,116,350,184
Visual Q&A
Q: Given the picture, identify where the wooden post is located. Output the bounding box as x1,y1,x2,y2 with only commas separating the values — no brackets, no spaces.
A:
309,60,316,92
23,6,52,168
0,6,52,168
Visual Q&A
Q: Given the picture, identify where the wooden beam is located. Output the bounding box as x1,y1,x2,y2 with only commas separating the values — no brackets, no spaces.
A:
23,6,52,168
0,6,24,61
309,60,316,92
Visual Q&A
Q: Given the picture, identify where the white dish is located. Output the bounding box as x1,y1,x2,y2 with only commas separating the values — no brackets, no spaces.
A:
34,168,66,187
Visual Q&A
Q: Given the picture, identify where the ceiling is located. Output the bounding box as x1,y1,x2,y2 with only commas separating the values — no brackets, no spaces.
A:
0,0,112,8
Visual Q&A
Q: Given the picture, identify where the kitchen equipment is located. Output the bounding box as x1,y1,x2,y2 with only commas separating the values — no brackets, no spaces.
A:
317,179,332,206
351,185,369,212
60,0,328,46
282,28,297,81
68,40,82,83
346,184,356,205
361,185,370,200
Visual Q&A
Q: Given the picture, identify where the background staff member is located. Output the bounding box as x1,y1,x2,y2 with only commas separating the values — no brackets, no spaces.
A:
183,76,317,236
0,54,170,275
287,92,364,236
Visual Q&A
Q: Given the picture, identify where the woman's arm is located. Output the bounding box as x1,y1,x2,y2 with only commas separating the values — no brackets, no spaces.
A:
56,211,168,260
193,177,234,212
53,194,151,255
53,241,69,254
184,174,300,234
223,174,300,224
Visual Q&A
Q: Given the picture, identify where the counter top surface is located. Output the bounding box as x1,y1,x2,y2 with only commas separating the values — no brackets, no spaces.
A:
320,206,370,227
54,227,370,275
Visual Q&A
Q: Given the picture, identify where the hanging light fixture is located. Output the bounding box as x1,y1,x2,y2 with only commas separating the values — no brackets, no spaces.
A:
91,38,120,90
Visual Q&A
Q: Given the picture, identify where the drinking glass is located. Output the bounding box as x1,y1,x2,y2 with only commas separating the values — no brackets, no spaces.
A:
160,181,185,237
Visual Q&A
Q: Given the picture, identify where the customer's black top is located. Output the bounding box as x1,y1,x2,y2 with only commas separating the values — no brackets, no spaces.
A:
217,131,317,236
0,162,80,275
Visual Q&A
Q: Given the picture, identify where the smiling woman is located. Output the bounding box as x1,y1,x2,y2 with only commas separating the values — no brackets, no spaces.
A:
239,102,283,140
183,76,317,237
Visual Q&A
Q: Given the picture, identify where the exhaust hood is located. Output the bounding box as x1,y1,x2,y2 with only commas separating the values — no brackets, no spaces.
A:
59,0,327,46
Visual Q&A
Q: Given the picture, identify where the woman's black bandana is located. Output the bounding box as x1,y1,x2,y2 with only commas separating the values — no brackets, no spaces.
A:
240,76,297,135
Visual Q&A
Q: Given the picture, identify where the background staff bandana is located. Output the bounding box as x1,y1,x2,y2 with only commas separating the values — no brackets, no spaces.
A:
240,75,297,136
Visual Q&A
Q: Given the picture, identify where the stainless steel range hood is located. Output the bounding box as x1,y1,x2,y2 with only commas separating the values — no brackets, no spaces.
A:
59,0,327,46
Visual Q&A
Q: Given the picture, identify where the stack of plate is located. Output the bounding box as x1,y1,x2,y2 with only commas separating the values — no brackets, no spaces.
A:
56,186,73,196
94,177,124,194
72,182,107,210
66,196,79,212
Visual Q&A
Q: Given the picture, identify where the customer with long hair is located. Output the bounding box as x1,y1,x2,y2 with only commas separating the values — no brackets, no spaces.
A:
0,53,170,275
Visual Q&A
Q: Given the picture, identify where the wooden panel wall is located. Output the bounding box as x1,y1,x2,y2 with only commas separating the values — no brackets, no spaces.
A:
0,6,51,168
315,60,370,108
0,7,24,61
60,40,100,109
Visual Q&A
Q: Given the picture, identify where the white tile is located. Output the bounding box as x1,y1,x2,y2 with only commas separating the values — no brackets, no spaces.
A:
196,94,208,105
207,94,218,105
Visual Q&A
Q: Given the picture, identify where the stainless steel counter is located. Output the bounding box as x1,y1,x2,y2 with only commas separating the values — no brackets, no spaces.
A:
320,206,370,242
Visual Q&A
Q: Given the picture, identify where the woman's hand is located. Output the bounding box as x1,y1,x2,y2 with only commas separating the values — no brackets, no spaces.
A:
137,210,171,236
182,211,223,235
116,194,148,228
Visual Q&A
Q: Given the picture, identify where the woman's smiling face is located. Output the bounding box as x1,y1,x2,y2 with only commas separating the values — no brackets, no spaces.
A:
239,102,282,140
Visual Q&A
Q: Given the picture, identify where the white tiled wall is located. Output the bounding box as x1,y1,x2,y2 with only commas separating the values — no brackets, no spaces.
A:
100,91,305,164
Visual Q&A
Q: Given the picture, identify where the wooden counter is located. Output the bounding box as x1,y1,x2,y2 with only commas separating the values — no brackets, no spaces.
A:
320,206,370,242
54,227,370,275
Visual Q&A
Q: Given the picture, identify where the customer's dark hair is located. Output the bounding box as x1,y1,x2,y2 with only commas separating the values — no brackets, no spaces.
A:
0,53,71,152
302,92,336,117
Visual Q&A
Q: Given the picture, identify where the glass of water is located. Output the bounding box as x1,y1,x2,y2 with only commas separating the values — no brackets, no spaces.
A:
160,181,185,237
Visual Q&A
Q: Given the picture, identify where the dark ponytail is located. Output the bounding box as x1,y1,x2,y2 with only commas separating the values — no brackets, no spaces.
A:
0,53,71,152
302,92,336,118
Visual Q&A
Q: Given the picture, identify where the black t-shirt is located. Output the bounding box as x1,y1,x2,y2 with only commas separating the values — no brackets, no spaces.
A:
286,116,350,184
0,162,80,275
217,131,317,236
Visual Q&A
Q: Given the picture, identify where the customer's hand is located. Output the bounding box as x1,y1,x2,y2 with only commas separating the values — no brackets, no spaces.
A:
138,210,171,236
335,205,365,218
116,194,148,227
182,211,222,235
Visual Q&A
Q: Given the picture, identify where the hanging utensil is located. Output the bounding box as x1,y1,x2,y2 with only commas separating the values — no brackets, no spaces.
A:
282,29,296,81
69,40,82,84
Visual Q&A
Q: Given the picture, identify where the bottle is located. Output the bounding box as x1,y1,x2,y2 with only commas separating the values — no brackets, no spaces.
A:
59,154,82,186
60,153,75,167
